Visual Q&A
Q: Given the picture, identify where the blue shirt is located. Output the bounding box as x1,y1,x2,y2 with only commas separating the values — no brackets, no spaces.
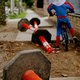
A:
48,4,74,17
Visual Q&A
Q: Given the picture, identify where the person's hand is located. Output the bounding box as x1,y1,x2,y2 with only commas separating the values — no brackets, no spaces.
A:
71,10,75,13
67,9,75,13
50,13,54,16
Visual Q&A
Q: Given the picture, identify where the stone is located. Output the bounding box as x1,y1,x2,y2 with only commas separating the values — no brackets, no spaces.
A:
3,49,51,80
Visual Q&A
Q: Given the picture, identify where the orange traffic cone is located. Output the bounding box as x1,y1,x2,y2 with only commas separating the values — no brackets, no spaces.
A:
34,21,38,29
22,23,38,32
39,36,53,53
33,21,38,32
23,70,42,80
22,24,59,53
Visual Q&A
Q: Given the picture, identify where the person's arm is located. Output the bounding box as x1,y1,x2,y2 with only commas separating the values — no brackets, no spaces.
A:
47,3,56,16
64,2,74,13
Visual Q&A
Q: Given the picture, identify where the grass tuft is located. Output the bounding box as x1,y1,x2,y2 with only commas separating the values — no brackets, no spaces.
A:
10,11,27,19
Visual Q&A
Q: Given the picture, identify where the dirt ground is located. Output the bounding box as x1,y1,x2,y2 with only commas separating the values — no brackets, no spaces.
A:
0,21,80,79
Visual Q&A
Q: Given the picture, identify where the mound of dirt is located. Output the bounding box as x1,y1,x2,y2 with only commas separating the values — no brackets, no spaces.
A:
0,41,80,79
0,21,80,80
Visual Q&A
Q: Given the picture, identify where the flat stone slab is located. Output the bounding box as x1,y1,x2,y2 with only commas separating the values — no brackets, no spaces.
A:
15,28,56,41
0,32,17,41
3,49,51,80
28,18,52,27
15,29,33,41
39,19,52,27
7,18,21,22
50,77,80,80
7,9,52,27
15,28,72,42
26,9,52,27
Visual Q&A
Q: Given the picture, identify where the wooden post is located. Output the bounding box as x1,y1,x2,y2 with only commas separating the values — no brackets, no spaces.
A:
18,0,22,14
10,0,14,15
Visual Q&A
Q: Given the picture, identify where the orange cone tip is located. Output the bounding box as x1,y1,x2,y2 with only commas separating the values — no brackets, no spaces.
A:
34,21,38,29
23,70,42,80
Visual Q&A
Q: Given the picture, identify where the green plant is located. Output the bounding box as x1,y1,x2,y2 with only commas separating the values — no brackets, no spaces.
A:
0,0,3,1
9,11,12,14
23,0,34,8
22,2,26,7
5,0,10,8
0,0,6,25
15,0,18,7
31,6,34,11
10,11,27,19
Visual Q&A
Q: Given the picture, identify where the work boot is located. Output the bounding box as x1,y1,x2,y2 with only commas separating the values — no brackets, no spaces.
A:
53,45,60,50
73,36,78,44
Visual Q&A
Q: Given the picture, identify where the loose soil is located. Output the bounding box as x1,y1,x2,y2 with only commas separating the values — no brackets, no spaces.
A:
0,20,80,80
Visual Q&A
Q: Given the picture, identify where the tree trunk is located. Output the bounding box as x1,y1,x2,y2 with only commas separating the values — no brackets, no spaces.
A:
0,0,6,25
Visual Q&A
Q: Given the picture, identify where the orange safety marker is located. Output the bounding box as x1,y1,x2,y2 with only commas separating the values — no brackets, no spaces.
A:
39,36,53,53
39,36,59,53
22,24,59,53
23,70,42,80
22,23,38,32
32,21,59,53
34,21,38,29
34,21,38,32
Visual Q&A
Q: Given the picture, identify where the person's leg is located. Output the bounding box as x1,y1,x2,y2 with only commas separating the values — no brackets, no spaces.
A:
67,19,78,44
53,20,62,49
67,22,75,36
